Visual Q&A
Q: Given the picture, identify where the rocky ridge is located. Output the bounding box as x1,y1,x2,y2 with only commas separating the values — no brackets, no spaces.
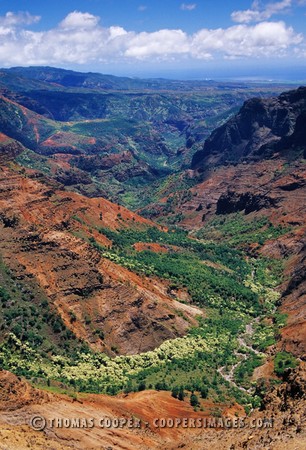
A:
192,86,306,169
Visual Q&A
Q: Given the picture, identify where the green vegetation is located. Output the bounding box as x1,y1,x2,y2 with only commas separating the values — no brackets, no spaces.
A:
0,257,88,359
16,150,53,175
0,198,292,413
234,354,264,390
190,393,199,407
3,70,288,212
195,213,291,248
69,117,148,137
274,352,298,376
0,327,253,406
95,225,279,316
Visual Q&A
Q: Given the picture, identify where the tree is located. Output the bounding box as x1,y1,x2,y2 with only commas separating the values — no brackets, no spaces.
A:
171,386,179,399
190,393,199,407
200,387,208,399
124,380,133,394
178,387,185,401
138,381,146,391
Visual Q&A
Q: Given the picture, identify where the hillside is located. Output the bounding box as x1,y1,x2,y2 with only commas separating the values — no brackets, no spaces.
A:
0,141,204,357
0,365,305,450
0,133,289,401
2,66,294,92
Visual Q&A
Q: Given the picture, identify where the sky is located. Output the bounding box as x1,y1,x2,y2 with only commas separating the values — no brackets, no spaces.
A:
0,1,306,79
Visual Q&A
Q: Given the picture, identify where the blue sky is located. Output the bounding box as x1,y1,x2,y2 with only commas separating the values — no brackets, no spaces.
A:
0,1,306,79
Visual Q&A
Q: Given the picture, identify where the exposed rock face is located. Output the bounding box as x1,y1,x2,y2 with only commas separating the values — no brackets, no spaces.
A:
283,245,306,298
0,75,305,450
54,167,93,186
277,242,306,359
189,363,306,450
192,86,306,170
0,370,50,411
216,191,278,215
0,133,23,163
263,362,306,411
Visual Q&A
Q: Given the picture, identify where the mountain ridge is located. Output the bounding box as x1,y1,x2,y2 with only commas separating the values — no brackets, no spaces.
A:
192,86,306,170
0,66,295,208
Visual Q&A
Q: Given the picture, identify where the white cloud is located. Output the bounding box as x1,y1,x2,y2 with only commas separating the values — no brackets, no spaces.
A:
232,0,292,23
192,21,302,59
125,29,190,59
0,11,40,27
59,11,100,29
138,5,147,12
0,10,303,67
180,3,197,11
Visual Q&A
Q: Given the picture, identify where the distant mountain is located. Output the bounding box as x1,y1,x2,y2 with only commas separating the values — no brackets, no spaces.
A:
3,66,250,91
0,66,289,208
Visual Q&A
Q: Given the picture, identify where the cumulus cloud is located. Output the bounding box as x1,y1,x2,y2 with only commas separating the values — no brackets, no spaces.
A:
191,21,302,59
232,0,292,23
125,29,190,59
0,11,40,26
180,3,197,10
59,11,100,29
0,10,303,67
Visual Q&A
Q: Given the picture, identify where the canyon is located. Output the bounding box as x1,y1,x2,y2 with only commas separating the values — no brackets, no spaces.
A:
0,68,305,449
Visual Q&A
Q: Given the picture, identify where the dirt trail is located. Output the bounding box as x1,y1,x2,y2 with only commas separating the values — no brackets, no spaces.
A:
218,319,266,394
